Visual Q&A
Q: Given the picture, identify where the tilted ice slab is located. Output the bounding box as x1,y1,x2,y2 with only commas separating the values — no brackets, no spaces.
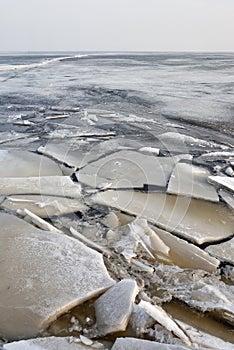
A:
109,217,218,272
157,132,228,152
45,124,115,139
151,225,219,272
196,150,234,162
0,176,81,198
177,320,234,350
219,189,234,210
0,150,62,177
92,190,234,244
3,337,94,350
77,150,192,189
139,300,191,346
94,279,139,336
112,338,190,350
205,237,234,265
209,176,234,193
167,163,219,202
0,213,115,340
1,195,87,218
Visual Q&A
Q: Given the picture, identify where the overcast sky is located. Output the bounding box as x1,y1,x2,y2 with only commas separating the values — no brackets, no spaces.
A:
0,0,234,52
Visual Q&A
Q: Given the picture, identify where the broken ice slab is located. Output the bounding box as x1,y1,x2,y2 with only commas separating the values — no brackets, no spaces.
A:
0,213,115,340
177,320,234,350
3,337,94,349
196,150,234,162
0,150,62,177
167,162,219,202
205,237,234,265
0,132,29,145
94,279,139,336
151,225,219,272
139,300,191,346
209,175,234,193
0,176,81,198
77,150,192,189
1,195,87,218
112,337,190,350
92,190,234,245
44,124,115,139
157,132,228,152
219,189,234,210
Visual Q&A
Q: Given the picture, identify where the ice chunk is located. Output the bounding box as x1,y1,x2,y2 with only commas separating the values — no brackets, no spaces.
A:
196,150,234,162
219,189,234,209
92,190,234,244
94,279,139,336
167,163,219,202
138,147,160,155
1,195,87,218
151,225,219,272
0,176,82,198
139,300,191,346
129,218,170,257
205,237,234,265
112,337,190,349
177,320,234,350
0,213,115,340
77,150,192,189
3,337,94,349
158,132,228,151
209,175,234,193
0,150,62,177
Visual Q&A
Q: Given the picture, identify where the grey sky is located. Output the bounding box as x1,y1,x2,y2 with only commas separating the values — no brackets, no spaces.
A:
0,0,234,52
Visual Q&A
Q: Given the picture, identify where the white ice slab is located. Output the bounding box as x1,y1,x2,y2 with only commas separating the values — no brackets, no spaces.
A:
92,190,234,244
1,195,87,218
209,176,234,193
167,163,219,202
0,213,115,340
219,189,234,210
